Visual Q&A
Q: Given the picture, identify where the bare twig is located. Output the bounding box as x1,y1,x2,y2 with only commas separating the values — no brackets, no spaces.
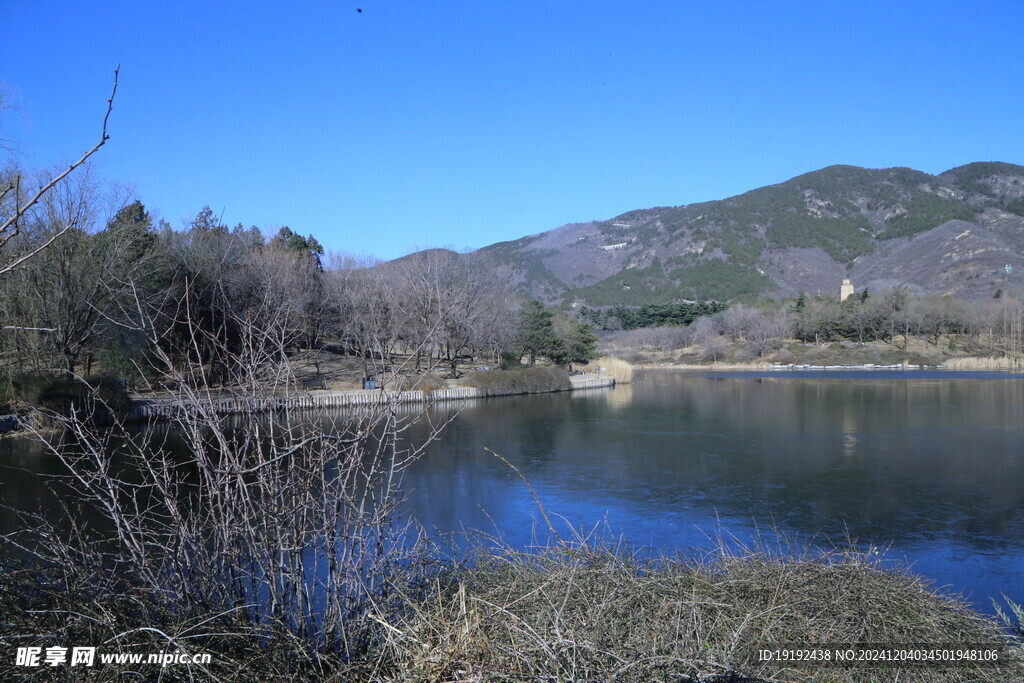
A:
0,65,119,275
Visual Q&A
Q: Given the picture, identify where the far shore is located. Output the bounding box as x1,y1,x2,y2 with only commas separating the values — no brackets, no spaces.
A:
638,361,961,371
599,336,1024,374
633,357,1024,372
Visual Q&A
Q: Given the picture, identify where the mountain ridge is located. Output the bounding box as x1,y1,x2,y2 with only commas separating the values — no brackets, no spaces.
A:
458,162,1024,305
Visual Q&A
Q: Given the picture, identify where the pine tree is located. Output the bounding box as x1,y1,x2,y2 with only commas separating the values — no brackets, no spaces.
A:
565,322,598,371
515,300,560,365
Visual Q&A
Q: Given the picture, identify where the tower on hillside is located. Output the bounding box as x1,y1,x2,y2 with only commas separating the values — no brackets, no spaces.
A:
840,278,854,302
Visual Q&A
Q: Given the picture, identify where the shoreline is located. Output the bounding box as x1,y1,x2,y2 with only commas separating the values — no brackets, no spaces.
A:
128,373,616,421
639,361,939,371
635,359,1024,372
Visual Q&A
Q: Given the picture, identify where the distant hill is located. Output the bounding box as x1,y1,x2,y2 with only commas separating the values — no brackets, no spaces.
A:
451,162,1024,305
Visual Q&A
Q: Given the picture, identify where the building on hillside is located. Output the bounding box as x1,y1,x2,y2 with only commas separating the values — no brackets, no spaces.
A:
840,278,855,302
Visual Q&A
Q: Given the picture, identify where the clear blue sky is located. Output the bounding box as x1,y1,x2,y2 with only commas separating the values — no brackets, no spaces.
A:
3,1,1023,260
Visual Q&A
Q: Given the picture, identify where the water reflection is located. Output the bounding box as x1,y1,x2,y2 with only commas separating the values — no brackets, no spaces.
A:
2,371,1023,614
398,371,1024,612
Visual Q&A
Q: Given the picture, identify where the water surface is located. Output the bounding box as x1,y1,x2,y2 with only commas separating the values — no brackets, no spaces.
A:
2,370,1022,616
398,370,1024,614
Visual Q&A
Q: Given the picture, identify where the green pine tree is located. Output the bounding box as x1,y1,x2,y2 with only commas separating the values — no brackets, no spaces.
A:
565,322,598,371
515,300,560,365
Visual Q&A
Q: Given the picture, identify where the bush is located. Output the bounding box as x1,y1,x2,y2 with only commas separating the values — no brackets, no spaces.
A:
463,366,571,397
0,371,48,414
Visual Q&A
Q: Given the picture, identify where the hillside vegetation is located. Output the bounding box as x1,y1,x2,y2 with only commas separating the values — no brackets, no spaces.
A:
469,162,1024,306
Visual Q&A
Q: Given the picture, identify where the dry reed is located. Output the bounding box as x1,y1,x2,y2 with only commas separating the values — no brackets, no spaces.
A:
943,356,1024,372
596,355,635,383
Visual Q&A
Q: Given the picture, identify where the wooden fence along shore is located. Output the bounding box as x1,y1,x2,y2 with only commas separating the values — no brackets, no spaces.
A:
129,376,615,421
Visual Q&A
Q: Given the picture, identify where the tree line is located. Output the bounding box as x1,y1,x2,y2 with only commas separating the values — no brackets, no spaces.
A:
578,301,728,330
0,166,599,410
604,290,1024,361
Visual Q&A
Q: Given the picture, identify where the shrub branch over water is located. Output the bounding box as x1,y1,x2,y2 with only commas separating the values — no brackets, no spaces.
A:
1,278,448,677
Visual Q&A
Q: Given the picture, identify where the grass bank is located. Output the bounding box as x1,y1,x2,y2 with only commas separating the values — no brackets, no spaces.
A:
4,540,1021,681
463,365,571,396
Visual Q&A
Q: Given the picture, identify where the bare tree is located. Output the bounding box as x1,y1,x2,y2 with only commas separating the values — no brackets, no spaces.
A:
0,83,19,153
366,249,516,378
720,303,758,342
325,252,403,381
691,315,720,346
0,169,157,375
0,68,118,276
649,325,691,354
794,298,840,344
701,334,730,362
429,254,514,377
748,308,790,357
6,275,447,664
847,300,877,343
915,295,970,346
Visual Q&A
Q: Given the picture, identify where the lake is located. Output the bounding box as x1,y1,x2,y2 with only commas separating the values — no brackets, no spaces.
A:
397,370,1024,616
2,369,1022,617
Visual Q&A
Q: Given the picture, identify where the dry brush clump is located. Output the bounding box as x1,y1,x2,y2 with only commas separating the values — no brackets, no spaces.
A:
400,370,447,393
0,280,449,681
596,355,634,383
943,356,1024,372
378,540,1024,682
463,366,571,397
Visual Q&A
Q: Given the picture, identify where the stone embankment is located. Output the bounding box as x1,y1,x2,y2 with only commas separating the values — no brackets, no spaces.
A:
130,375,615,421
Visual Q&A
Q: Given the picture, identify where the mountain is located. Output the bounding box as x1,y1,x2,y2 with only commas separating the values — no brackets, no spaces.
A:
464,162,1024,305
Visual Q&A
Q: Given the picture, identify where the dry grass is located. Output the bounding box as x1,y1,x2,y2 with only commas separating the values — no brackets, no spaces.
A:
6,535,1022,681
405,372,448,393
379,539,1024,682
638,360,776,371
943,356,1024,372
597,355,635,384
463,366,571,397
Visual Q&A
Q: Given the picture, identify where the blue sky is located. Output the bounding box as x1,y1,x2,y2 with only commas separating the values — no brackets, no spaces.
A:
3,1,1023,260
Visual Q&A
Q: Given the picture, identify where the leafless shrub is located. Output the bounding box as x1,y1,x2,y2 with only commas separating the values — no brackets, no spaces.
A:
701,335,730,362
2,277,446,676
692,315,721,346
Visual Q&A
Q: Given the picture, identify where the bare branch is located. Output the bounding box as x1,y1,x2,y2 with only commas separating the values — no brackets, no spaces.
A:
0,65,119,271
0,221,75,277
